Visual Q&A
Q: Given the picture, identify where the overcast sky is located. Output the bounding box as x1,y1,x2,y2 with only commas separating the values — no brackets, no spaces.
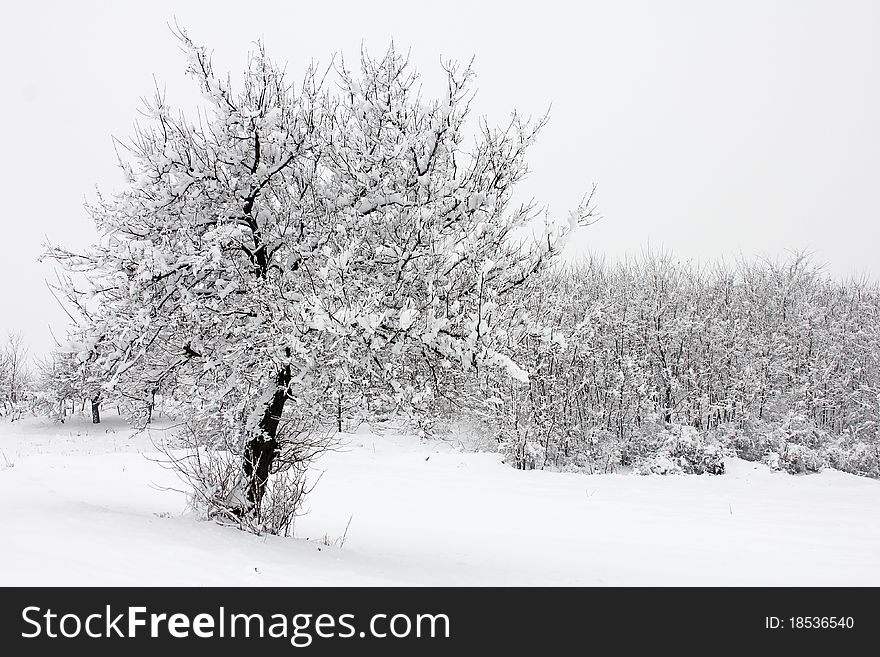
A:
1,0,878,356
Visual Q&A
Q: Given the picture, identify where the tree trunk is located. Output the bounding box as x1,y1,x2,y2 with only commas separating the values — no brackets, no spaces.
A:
145,389,156,424
241,362,292,513
91,396,101,424
336,392,343,433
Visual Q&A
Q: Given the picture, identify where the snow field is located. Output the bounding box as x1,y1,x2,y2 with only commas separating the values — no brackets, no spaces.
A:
0,416,878,586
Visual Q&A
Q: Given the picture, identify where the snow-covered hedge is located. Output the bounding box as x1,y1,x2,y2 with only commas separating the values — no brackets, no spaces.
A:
631,425,726,476
722,417,825,474
825,441,880,479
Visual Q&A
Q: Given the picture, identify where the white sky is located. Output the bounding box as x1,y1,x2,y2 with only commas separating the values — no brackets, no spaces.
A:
1,0,878,356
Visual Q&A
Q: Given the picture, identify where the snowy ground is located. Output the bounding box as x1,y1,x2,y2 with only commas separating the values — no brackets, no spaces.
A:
0,416,878,586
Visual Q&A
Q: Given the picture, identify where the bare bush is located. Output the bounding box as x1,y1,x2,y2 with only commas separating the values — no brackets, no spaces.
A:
155,421,330,537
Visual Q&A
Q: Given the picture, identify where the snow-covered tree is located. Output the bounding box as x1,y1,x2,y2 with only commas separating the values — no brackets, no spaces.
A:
0,332,32,420
33,342,111,423
45,30,592,522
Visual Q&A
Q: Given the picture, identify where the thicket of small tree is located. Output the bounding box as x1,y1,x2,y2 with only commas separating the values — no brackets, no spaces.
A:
482,252,880,478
